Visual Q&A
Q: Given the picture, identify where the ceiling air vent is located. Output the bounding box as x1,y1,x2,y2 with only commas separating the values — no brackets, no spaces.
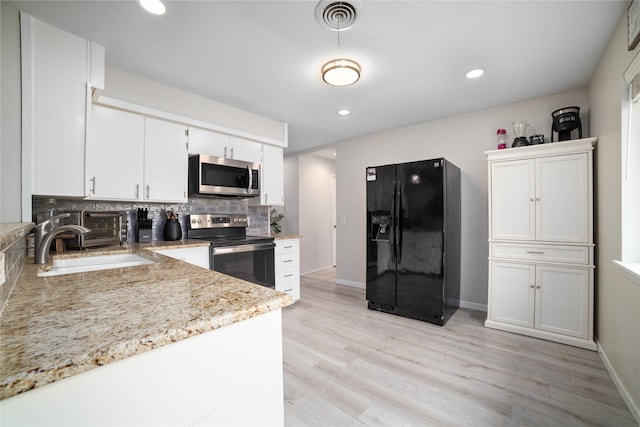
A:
315,0,361,31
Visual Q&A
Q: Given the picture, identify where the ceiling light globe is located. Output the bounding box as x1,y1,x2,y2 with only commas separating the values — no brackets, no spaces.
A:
322,59,361,86
337,109,351,116
138,0,166,15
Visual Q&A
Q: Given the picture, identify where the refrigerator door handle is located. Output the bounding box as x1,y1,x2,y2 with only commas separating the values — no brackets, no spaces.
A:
391,181,397,263
397,182,402,264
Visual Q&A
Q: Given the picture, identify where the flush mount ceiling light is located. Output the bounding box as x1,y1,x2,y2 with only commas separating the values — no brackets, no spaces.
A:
337,109,351,116
138,0,166,15
465,68,485,79
322,59,361,86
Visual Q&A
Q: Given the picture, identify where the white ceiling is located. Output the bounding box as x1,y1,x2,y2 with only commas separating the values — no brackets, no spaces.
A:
6,1,627,155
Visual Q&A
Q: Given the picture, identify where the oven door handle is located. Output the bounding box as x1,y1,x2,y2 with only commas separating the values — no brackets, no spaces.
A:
211,242,275,255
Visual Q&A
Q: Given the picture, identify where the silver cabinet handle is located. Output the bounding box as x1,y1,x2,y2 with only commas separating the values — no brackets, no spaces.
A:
526,251,545,254
247,165,252,194
230,147,234,158
283,259,293,263
224,146,228,158
284,245,293,249
135,184,140,198
146,185,150,199
90,177,96,194
536,197,541,201
530,198,534,202
284,274,293,278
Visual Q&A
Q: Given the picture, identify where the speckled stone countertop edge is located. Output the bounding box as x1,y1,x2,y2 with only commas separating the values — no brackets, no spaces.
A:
0,223,34,252
0,238,292,401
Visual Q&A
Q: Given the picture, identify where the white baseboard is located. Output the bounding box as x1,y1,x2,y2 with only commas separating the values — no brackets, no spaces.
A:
459,300,487,312
597,339,640,425
333,280,487,313
335,279,364,289
301,266,335,275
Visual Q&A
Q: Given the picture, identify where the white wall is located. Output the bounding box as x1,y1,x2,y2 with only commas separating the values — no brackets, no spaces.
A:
1,4,22,222
102,66,286,145
335,88,589,307
299,155,336,274
588,10,640,422
281,155,299,235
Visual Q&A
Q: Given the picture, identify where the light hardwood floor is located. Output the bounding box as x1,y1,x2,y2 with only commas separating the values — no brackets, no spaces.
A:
282,269,636,426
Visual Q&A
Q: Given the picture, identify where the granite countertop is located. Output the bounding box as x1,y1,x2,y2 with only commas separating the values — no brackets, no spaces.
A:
268,234,302,240
0,223,34,251
0,239,292,400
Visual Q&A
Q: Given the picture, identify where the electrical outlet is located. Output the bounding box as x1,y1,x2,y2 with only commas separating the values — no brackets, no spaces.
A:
0,252,5,286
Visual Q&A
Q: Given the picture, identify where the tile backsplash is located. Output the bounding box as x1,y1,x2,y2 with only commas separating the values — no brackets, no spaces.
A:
32,196,271,243
0,235,27,314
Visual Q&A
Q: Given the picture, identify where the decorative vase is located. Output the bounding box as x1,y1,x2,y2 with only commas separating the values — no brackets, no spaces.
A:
496,129,507,149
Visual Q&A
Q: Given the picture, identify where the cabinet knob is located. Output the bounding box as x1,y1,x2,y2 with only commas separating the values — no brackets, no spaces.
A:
530,198,534,202
536,197,541,201
536,285,541,289
530,285,535,288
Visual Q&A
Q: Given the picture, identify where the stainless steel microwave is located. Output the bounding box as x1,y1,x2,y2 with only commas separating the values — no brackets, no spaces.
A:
188,154,260,198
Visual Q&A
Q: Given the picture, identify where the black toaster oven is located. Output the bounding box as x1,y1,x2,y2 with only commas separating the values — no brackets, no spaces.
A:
63,210,128,249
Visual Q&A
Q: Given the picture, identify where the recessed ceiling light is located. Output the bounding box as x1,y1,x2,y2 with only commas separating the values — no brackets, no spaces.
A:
337,109,351,116
138,0,166,15
465,68,485,79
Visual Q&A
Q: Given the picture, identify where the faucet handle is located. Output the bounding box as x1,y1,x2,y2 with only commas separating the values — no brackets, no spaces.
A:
35,213,71,230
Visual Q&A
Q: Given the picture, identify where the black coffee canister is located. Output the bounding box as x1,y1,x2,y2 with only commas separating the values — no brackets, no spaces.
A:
163,219,182,241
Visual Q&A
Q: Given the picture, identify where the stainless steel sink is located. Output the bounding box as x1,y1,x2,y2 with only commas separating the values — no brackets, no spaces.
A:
38,253,155,277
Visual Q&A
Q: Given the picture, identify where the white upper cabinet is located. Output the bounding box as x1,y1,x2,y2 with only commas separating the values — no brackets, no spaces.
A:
187,128,262,164
490,151,590,243
144,118,188,202
87,105,187,202
87,105,145,200
22,15,104,197
228,136,263,164
258,144,284,206
187,127,228,158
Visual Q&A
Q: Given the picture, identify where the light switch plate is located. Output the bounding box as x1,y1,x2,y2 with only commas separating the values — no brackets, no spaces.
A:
0,252,6,286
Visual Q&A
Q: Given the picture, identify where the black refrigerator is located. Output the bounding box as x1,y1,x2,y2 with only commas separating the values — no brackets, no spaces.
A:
366,158,460,326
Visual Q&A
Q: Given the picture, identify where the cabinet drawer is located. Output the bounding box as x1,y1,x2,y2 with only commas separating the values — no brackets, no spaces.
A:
276,265,299,282
275,239,299,256
275,253,299,269
491,242,590,265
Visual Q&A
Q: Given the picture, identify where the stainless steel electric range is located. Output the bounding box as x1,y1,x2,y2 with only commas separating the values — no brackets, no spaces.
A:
186,214,275,288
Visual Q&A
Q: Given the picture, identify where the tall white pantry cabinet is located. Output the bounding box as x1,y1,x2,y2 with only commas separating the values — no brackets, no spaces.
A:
485,138,597,351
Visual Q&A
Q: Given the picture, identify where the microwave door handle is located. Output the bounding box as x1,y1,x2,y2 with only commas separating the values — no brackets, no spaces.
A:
247,165,252,194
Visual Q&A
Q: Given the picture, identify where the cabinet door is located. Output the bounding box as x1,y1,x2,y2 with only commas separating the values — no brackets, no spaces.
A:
489,261,535,328
87,105,144,200
260,145,284,206
535,153,590,243
229,136,263,163
490,160,535,241
187,127,228,158
144,118,188,202
535,265,589,338
29,17,88,197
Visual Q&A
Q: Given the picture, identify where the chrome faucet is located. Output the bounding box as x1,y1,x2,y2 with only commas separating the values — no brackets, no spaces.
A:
34,213,90,264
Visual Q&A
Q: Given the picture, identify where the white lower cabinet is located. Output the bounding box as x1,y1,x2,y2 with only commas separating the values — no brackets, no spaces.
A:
153,246,210,270
0,310,285,427
275,238,300,301
488,261,591,340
